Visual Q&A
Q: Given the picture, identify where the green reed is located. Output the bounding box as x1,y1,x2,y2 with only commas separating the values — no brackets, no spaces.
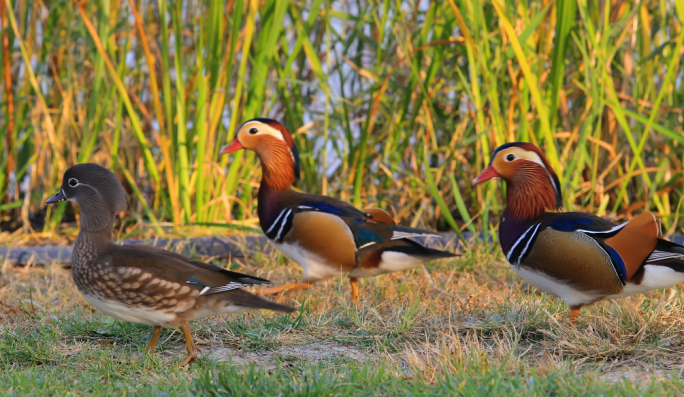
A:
0,0,681,239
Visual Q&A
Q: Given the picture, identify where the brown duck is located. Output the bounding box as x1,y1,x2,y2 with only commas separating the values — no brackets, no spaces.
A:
46,163,294,365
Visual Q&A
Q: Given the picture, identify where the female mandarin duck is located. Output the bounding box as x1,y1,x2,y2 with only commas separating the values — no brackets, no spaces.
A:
472,142,684,324
45,164,294,365
220,118,457,301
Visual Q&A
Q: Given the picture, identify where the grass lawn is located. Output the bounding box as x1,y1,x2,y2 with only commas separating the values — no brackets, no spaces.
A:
2,240,684,396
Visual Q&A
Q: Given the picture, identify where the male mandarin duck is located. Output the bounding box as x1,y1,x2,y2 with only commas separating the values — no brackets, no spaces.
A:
46,164,294,365
472,142,684,324
220,118,457,302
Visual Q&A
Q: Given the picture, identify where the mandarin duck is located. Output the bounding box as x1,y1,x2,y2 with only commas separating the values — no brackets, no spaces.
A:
220,118,457,302
472,142,684,324
46,163,294,365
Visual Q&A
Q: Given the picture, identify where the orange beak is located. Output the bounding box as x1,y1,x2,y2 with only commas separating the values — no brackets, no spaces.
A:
471,165,499,185
220,138,244,155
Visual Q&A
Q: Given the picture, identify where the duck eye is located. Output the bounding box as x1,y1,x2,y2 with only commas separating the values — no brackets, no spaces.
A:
249,128,258,135
506,154,515,162
68,178,79,187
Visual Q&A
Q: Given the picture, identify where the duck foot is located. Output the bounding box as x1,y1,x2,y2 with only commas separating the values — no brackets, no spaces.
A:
146,325,162,353
568,308,580,327
349,277,359,302
179,321,198,366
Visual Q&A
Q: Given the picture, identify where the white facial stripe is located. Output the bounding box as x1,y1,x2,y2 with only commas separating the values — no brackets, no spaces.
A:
505,148,546,168
242,121,285,142
526,152,545,167
503,147,557,192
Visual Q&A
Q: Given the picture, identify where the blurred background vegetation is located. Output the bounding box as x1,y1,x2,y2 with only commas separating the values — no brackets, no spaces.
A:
0,0,682,241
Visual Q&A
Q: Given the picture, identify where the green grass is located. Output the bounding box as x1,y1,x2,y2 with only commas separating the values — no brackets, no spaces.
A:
3,243,684,395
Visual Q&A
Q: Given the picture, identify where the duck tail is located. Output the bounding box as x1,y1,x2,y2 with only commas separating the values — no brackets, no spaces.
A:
645,239,684,271
227,289,297,313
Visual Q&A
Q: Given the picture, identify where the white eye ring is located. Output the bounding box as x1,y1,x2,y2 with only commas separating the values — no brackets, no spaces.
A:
68,178,79,187
505,154,516,162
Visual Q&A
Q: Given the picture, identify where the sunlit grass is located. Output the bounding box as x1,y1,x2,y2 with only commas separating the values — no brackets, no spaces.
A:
2,242,684,395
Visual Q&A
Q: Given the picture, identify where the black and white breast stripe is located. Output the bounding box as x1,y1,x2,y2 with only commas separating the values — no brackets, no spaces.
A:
506,223,541,266
265,208,294,243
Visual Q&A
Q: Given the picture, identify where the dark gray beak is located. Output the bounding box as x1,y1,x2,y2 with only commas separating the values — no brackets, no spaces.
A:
45,189,67,204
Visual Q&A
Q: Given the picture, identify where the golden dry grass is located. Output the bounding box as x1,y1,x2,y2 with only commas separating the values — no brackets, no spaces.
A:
2,239,684,395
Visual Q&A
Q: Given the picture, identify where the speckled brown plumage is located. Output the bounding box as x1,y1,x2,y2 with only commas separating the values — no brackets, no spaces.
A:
46,163,294,365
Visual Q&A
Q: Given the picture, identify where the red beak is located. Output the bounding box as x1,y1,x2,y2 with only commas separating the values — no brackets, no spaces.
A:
220,138,244,155
472,165,499,185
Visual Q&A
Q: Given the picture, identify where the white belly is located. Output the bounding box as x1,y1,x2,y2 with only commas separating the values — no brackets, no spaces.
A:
607,265,684,299
274,242,344,282
349,251,426,278
513,266,597,308
82,292,176,326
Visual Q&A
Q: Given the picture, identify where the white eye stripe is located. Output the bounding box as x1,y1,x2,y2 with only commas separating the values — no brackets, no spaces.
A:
260,125,285,142
242,122,285,142
525,152,546,168
502,149,546,169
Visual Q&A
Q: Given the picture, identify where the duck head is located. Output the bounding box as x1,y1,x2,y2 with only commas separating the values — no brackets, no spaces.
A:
472,142,562,220
221,118,300,191
46,163,128,232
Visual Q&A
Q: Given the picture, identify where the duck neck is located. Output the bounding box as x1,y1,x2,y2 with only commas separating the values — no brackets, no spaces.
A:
75,226,112,247
257,146,296,192
77,205,117,234
74,208,114,258
505,170,559,222
257,182,290,233
73,225,112,268
499,170,560,254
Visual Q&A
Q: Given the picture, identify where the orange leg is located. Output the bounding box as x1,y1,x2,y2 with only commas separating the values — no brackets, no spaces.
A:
254,282,313,295
349,277,359,302
569,308,580,327
146,325,162,353
179,321,198,366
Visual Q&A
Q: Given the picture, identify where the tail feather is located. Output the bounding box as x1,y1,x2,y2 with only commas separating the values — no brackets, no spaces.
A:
217,268,272,285
226,289,296,313
390,239,459,259
390,224,442,239
420,246,459,259
647,239,684,263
